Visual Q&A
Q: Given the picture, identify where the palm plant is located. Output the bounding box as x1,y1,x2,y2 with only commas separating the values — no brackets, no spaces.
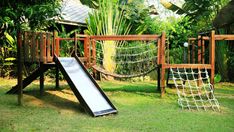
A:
86,0,131,75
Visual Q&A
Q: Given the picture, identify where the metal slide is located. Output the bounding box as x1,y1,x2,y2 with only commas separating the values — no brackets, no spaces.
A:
54,56,117,117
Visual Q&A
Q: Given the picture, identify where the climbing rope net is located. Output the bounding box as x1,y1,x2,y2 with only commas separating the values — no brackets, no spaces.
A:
93,40,158,78
170,68,220,111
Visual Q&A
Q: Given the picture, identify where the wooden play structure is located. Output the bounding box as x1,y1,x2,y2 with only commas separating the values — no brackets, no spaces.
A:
8,30,234,113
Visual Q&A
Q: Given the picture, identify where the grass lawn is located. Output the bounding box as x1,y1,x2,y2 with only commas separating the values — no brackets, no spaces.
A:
0,77,234,132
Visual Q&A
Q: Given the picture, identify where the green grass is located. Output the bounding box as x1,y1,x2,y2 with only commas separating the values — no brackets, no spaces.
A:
0,78,234,132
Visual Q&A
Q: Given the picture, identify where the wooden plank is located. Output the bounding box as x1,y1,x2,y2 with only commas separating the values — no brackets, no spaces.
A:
24,32,29,62
90,35,160,41
157,38,161,64
52,31,55,59
28,32,33,62
43,34,47,63
36,34,39,62
192,40,195,63
164,64,212,69
188,38,196,41
46,33,51,62
84,37,89,67
55,34,60,57
202,39,205,64
188,40,190,63
31,32,36,62
202,36,209,40
198,35,201,64
40,33,45,62
92,39,96,66
210,31,215,87
74,32,77,55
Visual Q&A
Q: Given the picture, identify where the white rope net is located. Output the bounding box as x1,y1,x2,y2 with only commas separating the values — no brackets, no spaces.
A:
170,68,220,111
93,40,158,78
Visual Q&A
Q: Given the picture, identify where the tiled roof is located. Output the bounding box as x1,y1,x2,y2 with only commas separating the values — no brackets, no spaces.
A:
59,0,92,26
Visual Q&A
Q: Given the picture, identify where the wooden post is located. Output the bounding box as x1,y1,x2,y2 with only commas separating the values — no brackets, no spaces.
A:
210,30,215,88
43,33,47,63
17,31,23,105
160,32,166,97
55,66,59,89
40,63,44,96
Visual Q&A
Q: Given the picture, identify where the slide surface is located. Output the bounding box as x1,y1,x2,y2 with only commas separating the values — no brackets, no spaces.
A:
54,56,117,117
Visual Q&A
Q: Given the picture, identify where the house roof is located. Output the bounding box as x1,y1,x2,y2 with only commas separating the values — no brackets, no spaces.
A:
58,0,92,26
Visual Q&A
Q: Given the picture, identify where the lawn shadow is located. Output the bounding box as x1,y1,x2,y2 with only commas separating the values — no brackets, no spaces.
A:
24,86,86,115
102,83,161,95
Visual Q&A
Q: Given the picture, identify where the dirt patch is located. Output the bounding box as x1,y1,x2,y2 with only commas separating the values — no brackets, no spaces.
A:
24,89,81,114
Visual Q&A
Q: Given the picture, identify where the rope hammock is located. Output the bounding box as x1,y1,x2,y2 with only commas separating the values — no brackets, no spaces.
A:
170,68,220,111
92,65,157,78
93,40,158,78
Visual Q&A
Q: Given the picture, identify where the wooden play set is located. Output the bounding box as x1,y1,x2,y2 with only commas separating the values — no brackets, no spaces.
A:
7,30,234,116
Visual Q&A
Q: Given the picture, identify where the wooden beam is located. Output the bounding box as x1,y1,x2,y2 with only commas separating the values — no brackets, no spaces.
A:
215,35,234,40
90,35,160,41
56,37,85,41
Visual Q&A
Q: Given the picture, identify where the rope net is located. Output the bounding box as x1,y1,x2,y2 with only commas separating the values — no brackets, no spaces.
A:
170,68,220,111
93,40,158,78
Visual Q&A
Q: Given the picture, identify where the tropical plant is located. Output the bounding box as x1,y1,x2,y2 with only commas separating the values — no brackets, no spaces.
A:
85,0,131,76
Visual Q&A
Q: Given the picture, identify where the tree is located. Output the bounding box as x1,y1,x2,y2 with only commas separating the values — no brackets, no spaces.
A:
0,0,61,77
160,0,232,81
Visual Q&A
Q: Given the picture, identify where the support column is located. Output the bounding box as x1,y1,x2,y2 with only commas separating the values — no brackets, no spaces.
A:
55,66,59,89
210,30,215,88
17,31,23,105
160,32,166,97
40,63,44,96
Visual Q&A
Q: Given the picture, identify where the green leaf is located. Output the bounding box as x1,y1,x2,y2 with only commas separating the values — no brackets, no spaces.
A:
4,32,14,45
214,74,222,83
5,57,16,61
3,62,14,66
